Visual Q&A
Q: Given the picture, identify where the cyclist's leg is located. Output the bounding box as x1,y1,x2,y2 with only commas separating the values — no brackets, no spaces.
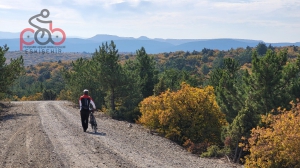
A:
81,110,89,132
80,110,86,131
84,111,89,131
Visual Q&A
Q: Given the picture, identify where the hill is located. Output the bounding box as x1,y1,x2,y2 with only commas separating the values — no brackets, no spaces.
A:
1,32,300,54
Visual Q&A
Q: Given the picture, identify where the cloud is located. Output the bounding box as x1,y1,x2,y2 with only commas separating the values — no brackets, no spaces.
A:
0,0,43,10
112,0,151,10
0,4,14,9
0,0,299,42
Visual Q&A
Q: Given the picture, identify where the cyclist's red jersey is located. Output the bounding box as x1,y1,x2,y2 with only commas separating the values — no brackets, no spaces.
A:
79,95,96,111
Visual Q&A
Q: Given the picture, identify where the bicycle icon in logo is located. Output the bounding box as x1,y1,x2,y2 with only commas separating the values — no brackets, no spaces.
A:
20,9,66,50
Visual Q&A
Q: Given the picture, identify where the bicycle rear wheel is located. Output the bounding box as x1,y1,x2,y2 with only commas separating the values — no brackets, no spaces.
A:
93,119,97,133
90,114,97,133
93,124,97,133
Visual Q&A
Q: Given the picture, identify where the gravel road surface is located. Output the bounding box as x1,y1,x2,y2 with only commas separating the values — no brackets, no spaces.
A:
0,101,241,168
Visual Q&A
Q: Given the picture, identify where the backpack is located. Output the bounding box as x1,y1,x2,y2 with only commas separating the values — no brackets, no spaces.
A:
81,98,91,110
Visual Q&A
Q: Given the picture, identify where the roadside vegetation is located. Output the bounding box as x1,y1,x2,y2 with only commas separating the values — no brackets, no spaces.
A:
2,42,300,167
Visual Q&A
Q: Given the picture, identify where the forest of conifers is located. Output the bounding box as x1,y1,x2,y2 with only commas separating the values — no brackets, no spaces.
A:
1,41,300,167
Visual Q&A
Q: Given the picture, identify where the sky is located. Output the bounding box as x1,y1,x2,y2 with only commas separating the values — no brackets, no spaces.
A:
0,0,299,42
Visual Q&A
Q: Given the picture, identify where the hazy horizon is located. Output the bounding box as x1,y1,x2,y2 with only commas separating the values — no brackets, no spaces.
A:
0,31,290,44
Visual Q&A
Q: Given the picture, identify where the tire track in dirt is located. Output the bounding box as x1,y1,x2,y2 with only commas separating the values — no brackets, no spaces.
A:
38,101,135,168
1,118,31,167
0,102,65,168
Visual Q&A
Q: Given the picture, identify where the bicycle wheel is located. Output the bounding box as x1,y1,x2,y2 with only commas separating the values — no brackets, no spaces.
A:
90,114,97,133
93,119,97,133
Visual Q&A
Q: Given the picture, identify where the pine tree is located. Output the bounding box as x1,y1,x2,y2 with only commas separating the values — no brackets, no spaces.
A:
209,58,244,123
119,60,143,121
135,47,158,98
247,50,300,115
0,45,24,99
62,58,105,108
201,64,210,75
256,42,267,55
92,41,123,111
210,50,300,163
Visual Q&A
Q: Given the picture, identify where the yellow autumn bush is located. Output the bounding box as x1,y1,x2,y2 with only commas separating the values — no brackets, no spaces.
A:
139,83,227,145
245,101,300,168
56,89,72,100
20,92,43,101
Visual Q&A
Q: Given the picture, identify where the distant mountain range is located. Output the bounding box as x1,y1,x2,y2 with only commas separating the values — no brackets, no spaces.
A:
1,31,299,54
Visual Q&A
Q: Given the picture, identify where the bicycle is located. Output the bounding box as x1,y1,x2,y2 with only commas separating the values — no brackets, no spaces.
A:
89,109,97,133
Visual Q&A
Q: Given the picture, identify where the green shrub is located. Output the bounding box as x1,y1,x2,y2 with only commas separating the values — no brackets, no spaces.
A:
200,145,231,158
201,145,220,157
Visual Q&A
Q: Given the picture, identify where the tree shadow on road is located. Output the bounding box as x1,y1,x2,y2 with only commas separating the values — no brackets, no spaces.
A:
0,102,6,109
86,131,106,136
0,102,9,113
0,113,33,122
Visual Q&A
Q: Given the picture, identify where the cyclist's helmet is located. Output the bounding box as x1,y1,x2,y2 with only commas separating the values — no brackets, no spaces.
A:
83,89,89,95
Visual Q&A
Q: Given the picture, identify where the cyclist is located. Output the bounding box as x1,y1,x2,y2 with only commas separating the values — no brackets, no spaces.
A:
29,9,51,31
28,9,56,45
79,89,96,132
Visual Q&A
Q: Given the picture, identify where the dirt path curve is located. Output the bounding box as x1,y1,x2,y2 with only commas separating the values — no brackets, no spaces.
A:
0,101,241,168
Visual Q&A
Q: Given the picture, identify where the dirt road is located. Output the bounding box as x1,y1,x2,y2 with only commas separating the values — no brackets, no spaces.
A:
0,101,240,168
